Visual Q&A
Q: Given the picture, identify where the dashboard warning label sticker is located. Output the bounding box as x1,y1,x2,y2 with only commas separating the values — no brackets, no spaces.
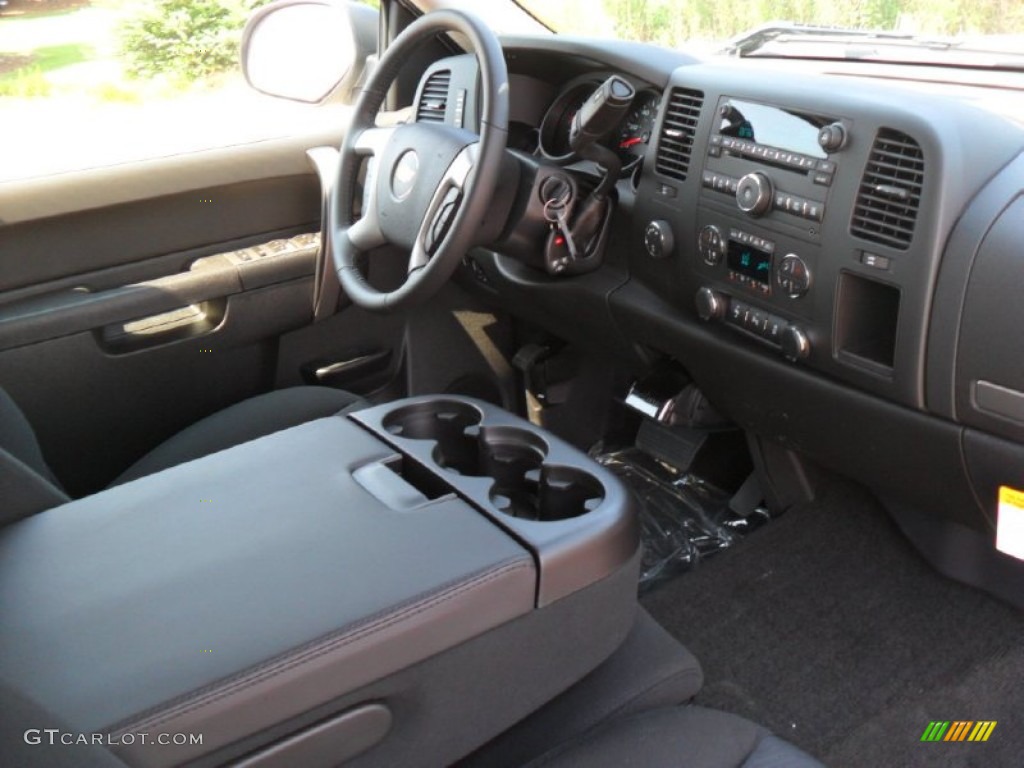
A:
996,486,1024,561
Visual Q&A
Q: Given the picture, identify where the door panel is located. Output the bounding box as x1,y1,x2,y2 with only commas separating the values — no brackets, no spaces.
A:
0,124,408,495
0,173,322,293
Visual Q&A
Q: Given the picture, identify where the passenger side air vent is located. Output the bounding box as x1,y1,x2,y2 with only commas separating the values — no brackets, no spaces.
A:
416,69,451,123
850,129,924,250
655,88,704,181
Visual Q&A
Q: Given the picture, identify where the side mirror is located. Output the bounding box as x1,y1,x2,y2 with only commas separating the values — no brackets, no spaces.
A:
241,0,378,104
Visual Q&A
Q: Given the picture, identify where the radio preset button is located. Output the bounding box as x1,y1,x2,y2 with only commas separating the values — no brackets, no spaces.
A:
747,310,767,333
765,317,785,342
728,299,746,323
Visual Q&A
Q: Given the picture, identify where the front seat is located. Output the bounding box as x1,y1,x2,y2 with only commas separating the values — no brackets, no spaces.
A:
0,385,366,526
529,706,824,768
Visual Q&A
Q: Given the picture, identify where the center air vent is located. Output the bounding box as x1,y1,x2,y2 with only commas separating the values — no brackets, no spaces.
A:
417,69,451,123
850,129,924,250
655,88,704,182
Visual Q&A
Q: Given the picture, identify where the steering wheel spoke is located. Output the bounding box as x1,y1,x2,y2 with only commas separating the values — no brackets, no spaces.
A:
347,157,387,251
409,143,478,273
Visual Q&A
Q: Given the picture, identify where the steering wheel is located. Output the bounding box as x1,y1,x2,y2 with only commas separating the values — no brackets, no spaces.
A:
331,9,509,312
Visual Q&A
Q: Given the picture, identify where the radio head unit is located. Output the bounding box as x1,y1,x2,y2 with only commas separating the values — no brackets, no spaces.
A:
718,99,832,161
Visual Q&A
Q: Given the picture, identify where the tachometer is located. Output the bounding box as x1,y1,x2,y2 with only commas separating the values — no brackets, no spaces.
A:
616,91,661,170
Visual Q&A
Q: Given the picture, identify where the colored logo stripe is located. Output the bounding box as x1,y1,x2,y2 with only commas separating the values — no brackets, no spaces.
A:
944,721,972,741
920,721,996,742
969,722,997,742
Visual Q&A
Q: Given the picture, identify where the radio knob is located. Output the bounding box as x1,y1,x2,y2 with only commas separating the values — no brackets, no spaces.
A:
817,122,847,152
644,220,674,259
697,224,726,266
696,287,726,322
781,326,811,362
735,172,773,217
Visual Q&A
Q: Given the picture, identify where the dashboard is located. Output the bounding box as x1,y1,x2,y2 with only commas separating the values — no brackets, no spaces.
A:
410,36,1024,606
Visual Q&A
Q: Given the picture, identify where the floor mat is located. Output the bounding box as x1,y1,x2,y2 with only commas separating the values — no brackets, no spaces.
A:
641,478,1024,767
594,445,772,591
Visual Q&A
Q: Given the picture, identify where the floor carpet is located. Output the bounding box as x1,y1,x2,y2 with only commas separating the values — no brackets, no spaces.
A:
641,478,1024,767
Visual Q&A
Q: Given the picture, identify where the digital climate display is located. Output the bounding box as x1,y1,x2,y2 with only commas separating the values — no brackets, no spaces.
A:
727,240,772,284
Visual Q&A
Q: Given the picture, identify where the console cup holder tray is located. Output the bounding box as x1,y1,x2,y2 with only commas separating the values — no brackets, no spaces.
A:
351,396,639,605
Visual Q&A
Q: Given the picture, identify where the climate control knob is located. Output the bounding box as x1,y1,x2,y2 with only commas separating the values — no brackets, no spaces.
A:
696,287,726,322
735,172,773,217
777,254,812,298
781,326,811,362
697,224,726,266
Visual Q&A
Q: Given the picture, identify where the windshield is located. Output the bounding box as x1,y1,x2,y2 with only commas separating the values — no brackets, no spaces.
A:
511,0,1024,67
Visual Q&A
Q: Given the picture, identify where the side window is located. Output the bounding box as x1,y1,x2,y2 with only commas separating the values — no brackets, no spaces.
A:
0,0,377,182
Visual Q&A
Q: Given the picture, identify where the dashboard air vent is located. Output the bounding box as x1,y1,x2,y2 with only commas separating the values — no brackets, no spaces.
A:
416,70,451,123
850,129,924,250
655,87,704,181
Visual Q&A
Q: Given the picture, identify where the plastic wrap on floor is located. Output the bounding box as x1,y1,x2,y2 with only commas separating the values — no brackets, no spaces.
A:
594,447,763,592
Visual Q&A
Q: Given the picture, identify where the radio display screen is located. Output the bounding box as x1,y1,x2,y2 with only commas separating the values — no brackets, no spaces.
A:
728,239,773,284
719,99,828,159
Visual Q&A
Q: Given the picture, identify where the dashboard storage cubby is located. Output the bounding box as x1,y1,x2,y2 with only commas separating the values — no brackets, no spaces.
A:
835,271,901,372
351,395,636,605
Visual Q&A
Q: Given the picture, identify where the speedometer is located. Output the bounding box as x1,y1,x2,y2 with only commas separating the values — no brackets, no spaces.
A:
616,91,661,170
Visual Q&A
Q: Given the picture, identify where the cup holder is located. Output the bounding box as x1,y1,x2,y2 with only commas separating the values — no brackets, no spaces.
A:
379,402,605,523
382,400,482,442
491,464,604,522
434,426,546,479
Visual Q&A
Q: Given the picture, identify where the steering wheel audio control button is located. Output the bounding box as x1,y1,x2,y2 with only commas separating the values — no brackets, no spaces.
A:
425,187,462,255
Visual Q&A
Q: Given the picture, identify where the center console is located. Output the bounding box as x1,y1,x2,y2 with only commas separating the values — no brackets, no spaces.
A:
0,397,639,767
693,96,845,363
627,64,1016,410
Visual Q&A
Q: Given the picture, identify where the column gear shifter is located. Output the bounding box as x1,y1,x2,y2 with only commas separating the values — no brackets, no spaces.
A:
543,76,634,274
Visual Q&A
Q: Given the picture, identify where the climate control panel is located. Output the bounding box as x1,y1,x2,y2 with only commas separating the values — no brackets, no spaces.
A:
696,224,814,303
